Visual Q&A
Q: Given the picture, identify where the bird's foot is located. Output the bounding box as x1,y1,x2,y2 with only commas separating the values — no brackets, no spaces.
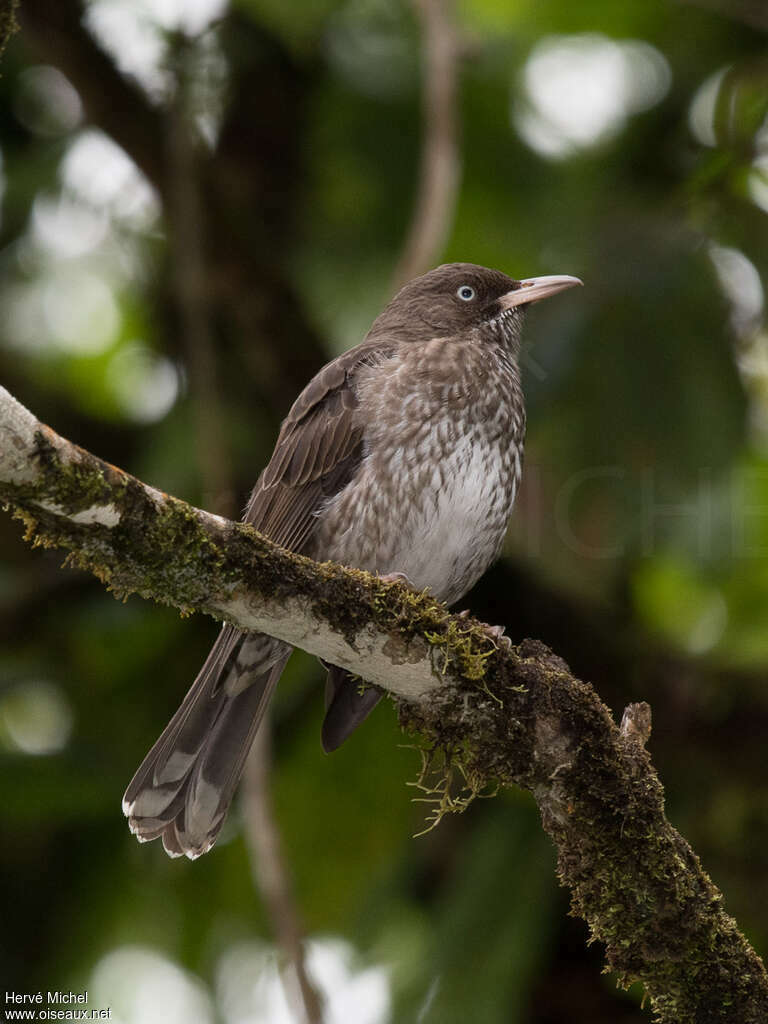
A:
479,622,512,652
453,610,511,651
378,571,414,588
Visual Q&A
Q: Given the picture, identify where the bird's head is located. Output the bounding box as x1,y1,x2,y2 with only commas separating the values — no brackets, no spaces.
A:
368,262,582,349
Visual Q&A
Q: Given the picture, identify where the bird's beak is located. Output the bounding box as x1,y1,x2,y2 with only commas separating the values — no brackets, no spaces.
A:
498,275,583,310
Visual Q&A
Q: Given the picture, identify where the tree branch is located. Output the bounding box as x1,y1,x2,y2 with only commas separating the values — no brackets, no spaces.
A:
1,382,767,1023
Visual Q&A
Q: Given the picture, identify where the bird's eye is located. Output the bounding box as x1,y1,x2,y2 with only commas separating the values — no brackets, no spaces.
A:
457,285,476,301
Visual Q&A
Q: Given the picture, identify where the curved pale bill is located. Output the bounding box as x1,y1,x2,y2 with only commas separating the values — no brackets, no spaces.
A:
498,274,583,309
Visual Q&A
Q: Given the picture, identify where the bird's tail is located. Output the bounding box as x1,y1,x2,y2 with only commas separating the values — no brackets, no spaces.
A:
123,626,291,859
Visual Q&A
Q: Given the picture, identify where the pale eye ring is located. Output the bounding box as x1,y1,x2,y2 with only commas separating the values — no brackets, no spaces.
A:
457,285,476,301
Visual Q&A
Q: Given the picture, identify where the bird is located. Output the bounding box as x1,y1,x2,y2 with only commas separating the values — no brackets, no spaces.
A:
123,262,581,859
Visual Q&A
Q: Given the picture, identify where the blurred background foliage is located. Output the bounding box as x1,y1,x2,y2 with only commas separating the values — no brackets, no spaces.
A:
1,0,767,1021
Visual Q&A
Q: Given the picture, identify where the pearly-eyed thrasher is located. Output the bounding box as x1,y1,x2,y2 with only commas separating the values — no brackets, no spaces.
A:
123,263,581,858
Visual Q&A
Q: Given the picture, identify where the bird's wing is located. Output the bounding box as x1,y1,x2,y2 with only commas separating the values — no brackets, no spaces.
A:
244,340,394,553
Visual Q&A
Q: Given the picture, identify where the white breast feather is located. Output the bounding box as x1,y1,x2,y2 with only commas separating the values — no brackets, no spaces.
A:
382,428,514,604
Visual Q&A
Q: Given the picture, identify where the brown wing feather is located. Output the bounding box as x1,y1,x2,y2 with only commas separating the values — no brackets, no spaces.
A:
245,340,394,553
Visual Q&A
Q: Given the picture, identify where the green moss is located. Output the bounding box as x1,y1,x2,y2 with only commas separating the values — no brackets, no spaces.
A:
31,431,123,514
109,486,229,605
407,741,493,836
3,435,240,610
423,618,497,681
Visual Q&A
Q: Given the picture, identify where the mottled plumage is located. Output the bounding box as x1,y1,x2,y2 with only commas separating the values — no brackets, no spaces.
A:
123,263,581,859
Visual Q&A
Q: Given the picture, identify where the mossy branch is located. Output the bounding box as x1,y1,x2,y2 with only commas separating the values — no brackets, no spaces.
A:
1,383,766,1022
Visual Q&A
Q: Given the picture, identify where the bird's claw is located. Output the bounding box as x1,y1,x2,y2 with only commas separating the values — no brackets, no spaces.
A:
378,571,414,588
481,622,512,652
454,611,512,650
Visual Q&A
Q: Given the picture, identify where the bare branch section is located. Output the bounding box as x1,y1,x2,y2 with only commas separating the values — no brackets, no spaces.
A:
391,0,462,291
1,382,767,1023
